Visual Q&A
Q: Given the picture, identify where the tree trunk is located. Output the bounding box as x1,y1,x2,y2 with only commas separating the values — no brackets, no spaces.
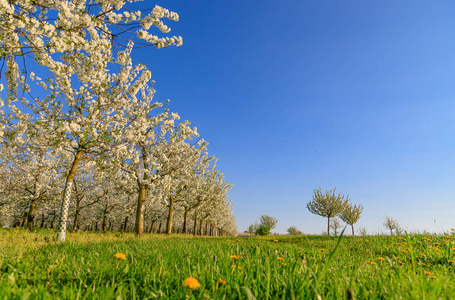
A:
150,220,155,233
27,199,39,230
193,216,198,236
166,196,175,235
20,212,28,227
135,184,147,236
205,221,209,236
40,213,45,228
327,217,330,236
158,222,162,234
102,208,107,232
57,150,83,242
351,225,355,236
199,219,203,236
72,207,81,231
50,211,57,229
183,210,189,234
122,216,129,232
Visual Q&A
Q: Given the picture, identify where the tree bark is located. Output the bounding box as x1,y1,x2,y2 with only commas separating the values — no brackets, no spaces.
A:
351,225,355,236
40,213,45,228
327,217,330,236
199,219,203,236
183,210,189,234
27,199,39,230
72,206,81,231
57,150,83,242
135,184,148,236
193,216,198,236
102,206,108,232
122,216,129,232
166,196,175,235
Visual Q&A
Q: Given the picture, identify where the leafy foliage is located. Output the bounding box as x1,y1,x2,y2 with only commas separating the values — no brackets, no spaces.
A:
255,225,270,236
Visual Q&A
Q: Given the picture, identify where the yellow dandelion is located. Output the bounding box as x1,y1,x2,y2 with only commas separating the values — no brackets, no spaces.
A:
321,249,326,252
370,262,378,265
420,254,426,257
277,257,284,261
230,255,239,260
282,263,287,266
424,271,432,275
183,277,201,289
237,266,242,270
448,260,455,263
115,253,126,260
365,260,370,263
429,275,437,279
435,243,441,246
377,257,385,261
218,278,227,285
273,240,278,243
452,247,455,251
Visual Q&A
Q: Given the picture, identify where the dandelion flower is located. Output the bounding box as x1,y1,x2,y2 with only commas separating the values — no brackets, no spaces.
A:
321,249,326,252
435,243,441,246
448,260,454,263
273,240,278,243
230,255,239,260
424,271,432,275
238,266,242,270
277,257,284,261
377,257,385,261
115,253,127,260
430,275,437,279
46,281,50,286
370,262,378,266
183,277,201,290
218,278,227,285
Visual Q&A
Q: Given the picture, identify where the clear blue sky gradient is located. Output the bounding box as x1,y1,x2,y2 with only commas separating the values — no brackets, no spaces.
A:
133,1,455,234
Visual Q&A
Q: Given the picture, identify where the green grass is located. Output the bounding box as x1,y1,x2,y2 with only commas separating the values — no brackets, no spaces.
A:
1,228,455,299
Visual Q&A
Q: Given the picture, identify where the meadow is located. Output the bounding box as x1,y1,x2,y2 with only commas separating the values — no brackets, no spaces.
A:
1,228,455,299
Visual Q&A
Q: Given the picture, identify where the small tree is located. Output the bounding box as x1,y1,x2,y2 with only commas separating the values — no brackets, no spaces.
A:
259,215,278,231
287,226,302,235
306,187,349,236
329,218,342,236
247,221,259,235
255,225,270,236
383,216,399,235
340,203,364,236
357,227,367,236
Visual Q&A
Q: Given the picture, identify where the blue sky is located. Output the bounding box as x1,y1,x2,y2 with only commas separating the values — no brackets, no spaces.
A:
135,1,455,234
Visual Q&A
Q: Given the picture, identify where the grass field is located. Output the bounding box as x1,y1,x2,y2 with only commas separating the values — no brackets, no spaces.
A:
1,228,455,299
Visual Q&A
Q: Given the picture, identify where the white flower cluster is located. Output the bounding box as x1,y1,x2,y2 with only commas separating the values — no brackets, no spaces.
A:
0,1,236,239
